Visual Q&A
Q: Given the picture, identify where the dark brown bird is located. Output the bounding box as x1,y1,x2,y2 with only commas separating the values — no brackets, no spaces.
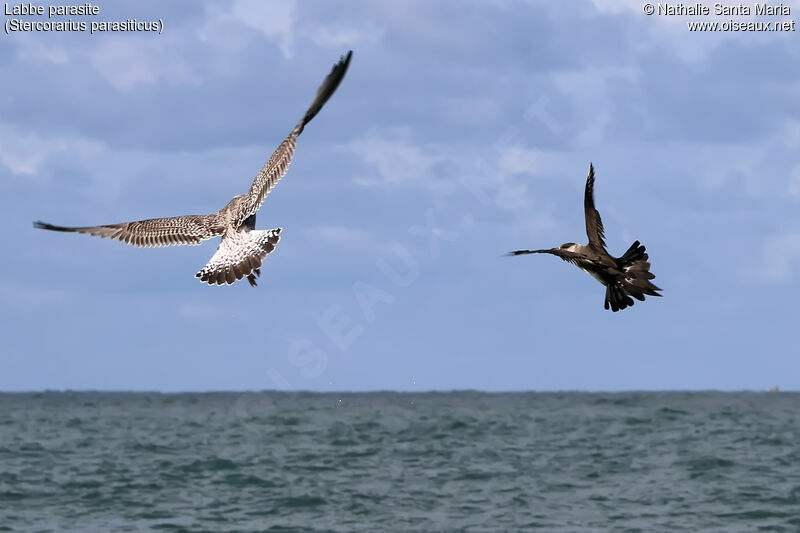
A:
509,163,662,312
34,51,352,287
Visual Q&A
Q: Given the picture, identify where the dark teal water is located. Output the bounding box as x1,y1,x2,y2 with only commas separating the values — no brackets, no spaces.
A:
1,392,798,532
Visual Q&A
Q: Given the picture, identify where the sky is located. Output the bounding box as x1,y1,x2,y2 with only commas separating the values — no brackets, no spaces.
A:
1,0,799,392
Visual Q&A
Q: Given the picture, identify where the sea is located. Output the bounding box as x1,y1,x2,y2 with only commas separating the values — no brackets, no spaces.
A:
0,391,798,532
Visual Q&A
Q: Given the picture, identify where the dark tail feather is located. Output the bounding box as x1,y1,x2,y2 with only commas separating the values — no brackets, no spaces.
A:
247,268,261,287
619,240,646,264
630,277,662,297
605,282,634,312
294,51,352,136
623,258,662,297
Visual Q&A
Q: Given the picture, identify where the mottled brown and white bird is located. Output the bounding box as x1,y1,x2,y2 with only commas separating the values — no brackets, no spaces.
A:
509,163,662,312
34,51,352,287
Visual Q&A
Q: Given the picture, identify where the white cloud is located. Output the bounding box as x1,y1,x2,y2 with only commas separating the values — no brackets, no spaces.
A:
309,21,384,49
781,119,800,149
87,38,199,91
15,36,69,64
760,231,800,282
228,0,296,57
497,146,545,176
0,124,103,176
460,146,573,213
789,165,800,198
307,225,373,248
349,135,445,190
442,96,501,126
589,0,759,62
588,0,646,14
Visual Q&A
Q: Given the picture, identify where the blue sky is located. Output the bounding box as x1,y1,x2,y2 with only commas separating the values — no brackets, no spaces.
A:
2,1,799,391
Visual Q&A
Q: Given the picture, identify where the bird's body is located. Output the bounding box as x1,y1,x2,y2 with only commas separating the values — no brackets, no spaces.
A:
509,164,661,312
34,51,352,286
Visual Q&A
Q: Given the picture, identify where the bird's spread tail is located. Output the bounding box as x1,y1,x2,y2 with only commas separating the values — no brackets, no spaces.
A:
293,50,352,136
605,241,661,311
605,282,634,312
196,228,281,286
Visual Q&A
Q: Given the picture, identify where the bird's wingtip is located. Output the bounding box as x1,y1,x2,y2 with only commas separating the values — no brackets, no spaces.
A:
33,220,74,232
507,250,547,256
338,50,353,69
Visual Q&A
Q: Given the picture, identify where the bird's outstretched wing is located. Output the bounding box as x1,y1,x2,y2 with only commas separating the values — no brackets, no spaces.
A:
507,248,595,268
584,163,606,251
239,51,352,224
33,214,223,247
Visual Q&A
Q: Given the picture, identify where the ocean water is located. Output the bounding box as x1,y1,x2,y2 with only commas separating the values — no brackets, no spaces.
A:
0,392,798,532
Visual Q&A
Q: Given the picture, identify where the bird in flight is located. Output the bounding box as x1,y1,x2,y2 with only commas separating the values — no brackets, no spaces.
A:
34,51,353,287
509,163,662,311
